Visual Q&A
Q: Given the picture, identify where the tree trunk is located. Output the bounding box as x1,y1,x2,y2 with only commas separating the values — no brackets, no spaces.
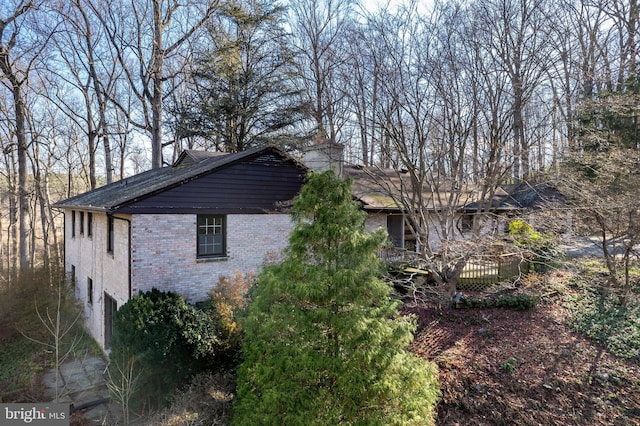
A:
151,0,164,169
13,83,30,270
77,0,114,184
83,86,97,189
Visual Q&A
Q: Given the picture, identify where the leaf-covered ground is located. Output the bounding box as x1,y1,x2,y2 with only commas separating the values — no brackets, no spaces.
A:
404,289,640,425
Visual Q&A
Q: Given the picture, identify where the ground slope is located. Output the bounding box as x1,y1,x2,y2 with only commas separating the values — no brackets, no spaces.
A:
405,299,640,425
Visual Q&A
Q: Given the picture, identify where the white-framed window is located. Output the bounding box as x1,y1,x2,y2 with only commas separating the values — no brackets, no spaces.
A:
197,215,226,258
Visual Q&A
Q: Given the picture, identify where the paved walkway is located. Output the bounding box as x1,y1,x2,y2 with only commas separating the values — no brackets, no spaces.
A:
41,355,116,424
559,236,603,258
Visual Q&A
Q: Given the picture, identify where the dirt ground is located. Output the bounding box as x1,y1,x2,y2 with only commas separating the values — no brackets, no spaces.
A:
404,297,640,425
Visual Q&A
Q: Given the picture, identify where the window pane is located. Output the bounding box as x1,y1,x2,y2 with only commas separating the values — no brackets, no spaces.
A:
198,233,223,255
197,215,225,257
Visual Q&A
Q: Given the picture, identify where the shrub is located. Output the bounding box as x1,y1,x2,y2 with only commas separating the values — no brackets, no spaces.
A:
500,357,519,373
458,293,539,310
141,372,235,426
110,289,219,409
201,271,254,363
508,219,559,272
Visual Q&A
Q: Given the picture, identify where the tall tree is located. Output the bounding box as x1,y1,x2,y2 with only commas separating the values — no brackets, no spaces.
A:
92,0,218,169
175,0,306,153
346,1,520,300
234,171,440,425
289,0,354,142
472,0,553,181
52,0,121,186
0,0,51,270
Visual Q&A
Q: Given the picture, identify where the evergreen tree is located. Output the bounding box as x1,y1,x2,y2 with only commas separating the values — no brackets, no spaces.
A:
233,171,440,425
174,0,307,152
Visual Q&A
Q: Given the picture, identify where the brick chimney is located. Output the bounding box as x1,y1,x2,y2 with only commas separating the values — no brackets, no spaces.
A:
303,139,344,177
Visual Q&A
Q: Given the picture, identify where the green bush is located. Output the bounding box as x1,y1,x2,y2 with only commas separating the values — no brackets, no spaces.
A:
508,219,559,272
564,279,640,360
458,292,539,310
233,171,440,425
110,289,220,408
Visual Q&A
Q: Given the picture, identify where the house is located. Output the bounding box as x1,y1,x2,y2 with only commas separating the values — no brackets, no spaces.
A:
54,143,409,350
462,180,569,235
54,141,563,350
53,147,309,350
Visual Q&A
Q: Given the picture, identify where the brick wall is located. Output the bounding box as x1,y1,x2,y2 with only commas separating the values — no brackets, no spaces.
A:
65,209,387,349
64,210,130,350
131,213,293,302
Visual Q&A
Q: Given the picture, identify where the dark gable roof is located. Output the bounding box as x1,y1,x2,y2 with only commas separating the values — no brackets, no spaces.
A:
505,181,566,209
173,149,228,166
463,181,566,212
53,146,306,213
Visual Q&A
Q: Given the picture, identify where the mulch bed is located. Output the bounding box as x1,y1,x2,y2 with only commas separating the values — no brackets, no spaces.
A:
404,301,640,425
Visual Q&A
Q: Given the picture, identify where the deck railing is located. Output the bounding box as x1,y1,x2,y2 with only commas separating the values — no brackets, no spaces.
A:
379,247,530,289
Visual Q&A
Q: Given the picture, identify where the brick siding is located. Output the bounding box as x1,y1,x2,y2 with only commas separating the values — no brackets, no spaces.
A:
131,213,293,302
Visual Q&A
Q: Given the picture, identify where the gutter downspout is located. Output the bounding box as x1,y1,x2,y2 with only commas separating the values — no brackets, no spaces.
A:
111,214,132,301
62,210,66,273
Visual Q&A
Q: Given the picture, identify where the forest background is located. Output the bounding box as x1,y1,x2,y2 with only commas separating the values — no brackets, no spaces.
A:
0,0,638,273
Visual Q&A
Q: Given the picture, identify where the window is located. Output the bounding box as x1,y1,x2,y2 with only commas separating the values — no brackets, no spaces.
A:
87,212,93,237
460,214,473,232
87,277,93,305
386,215,404,249
71,211,76,238
71,265,76,290
197,215,226,258
104,293,117,349
80,212,84,235
107,215,114,253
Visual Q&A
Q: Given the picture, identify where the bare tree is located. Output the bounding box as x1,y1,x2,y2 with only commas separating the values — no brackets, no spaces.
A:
91,0,218,169
0,0,54,270
289,0,355,143
472,0,554,181
343,1,528,301
49,0,123,186
559,145,640,306
0,96,19,272
557,0,640,304
341,11,389,166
